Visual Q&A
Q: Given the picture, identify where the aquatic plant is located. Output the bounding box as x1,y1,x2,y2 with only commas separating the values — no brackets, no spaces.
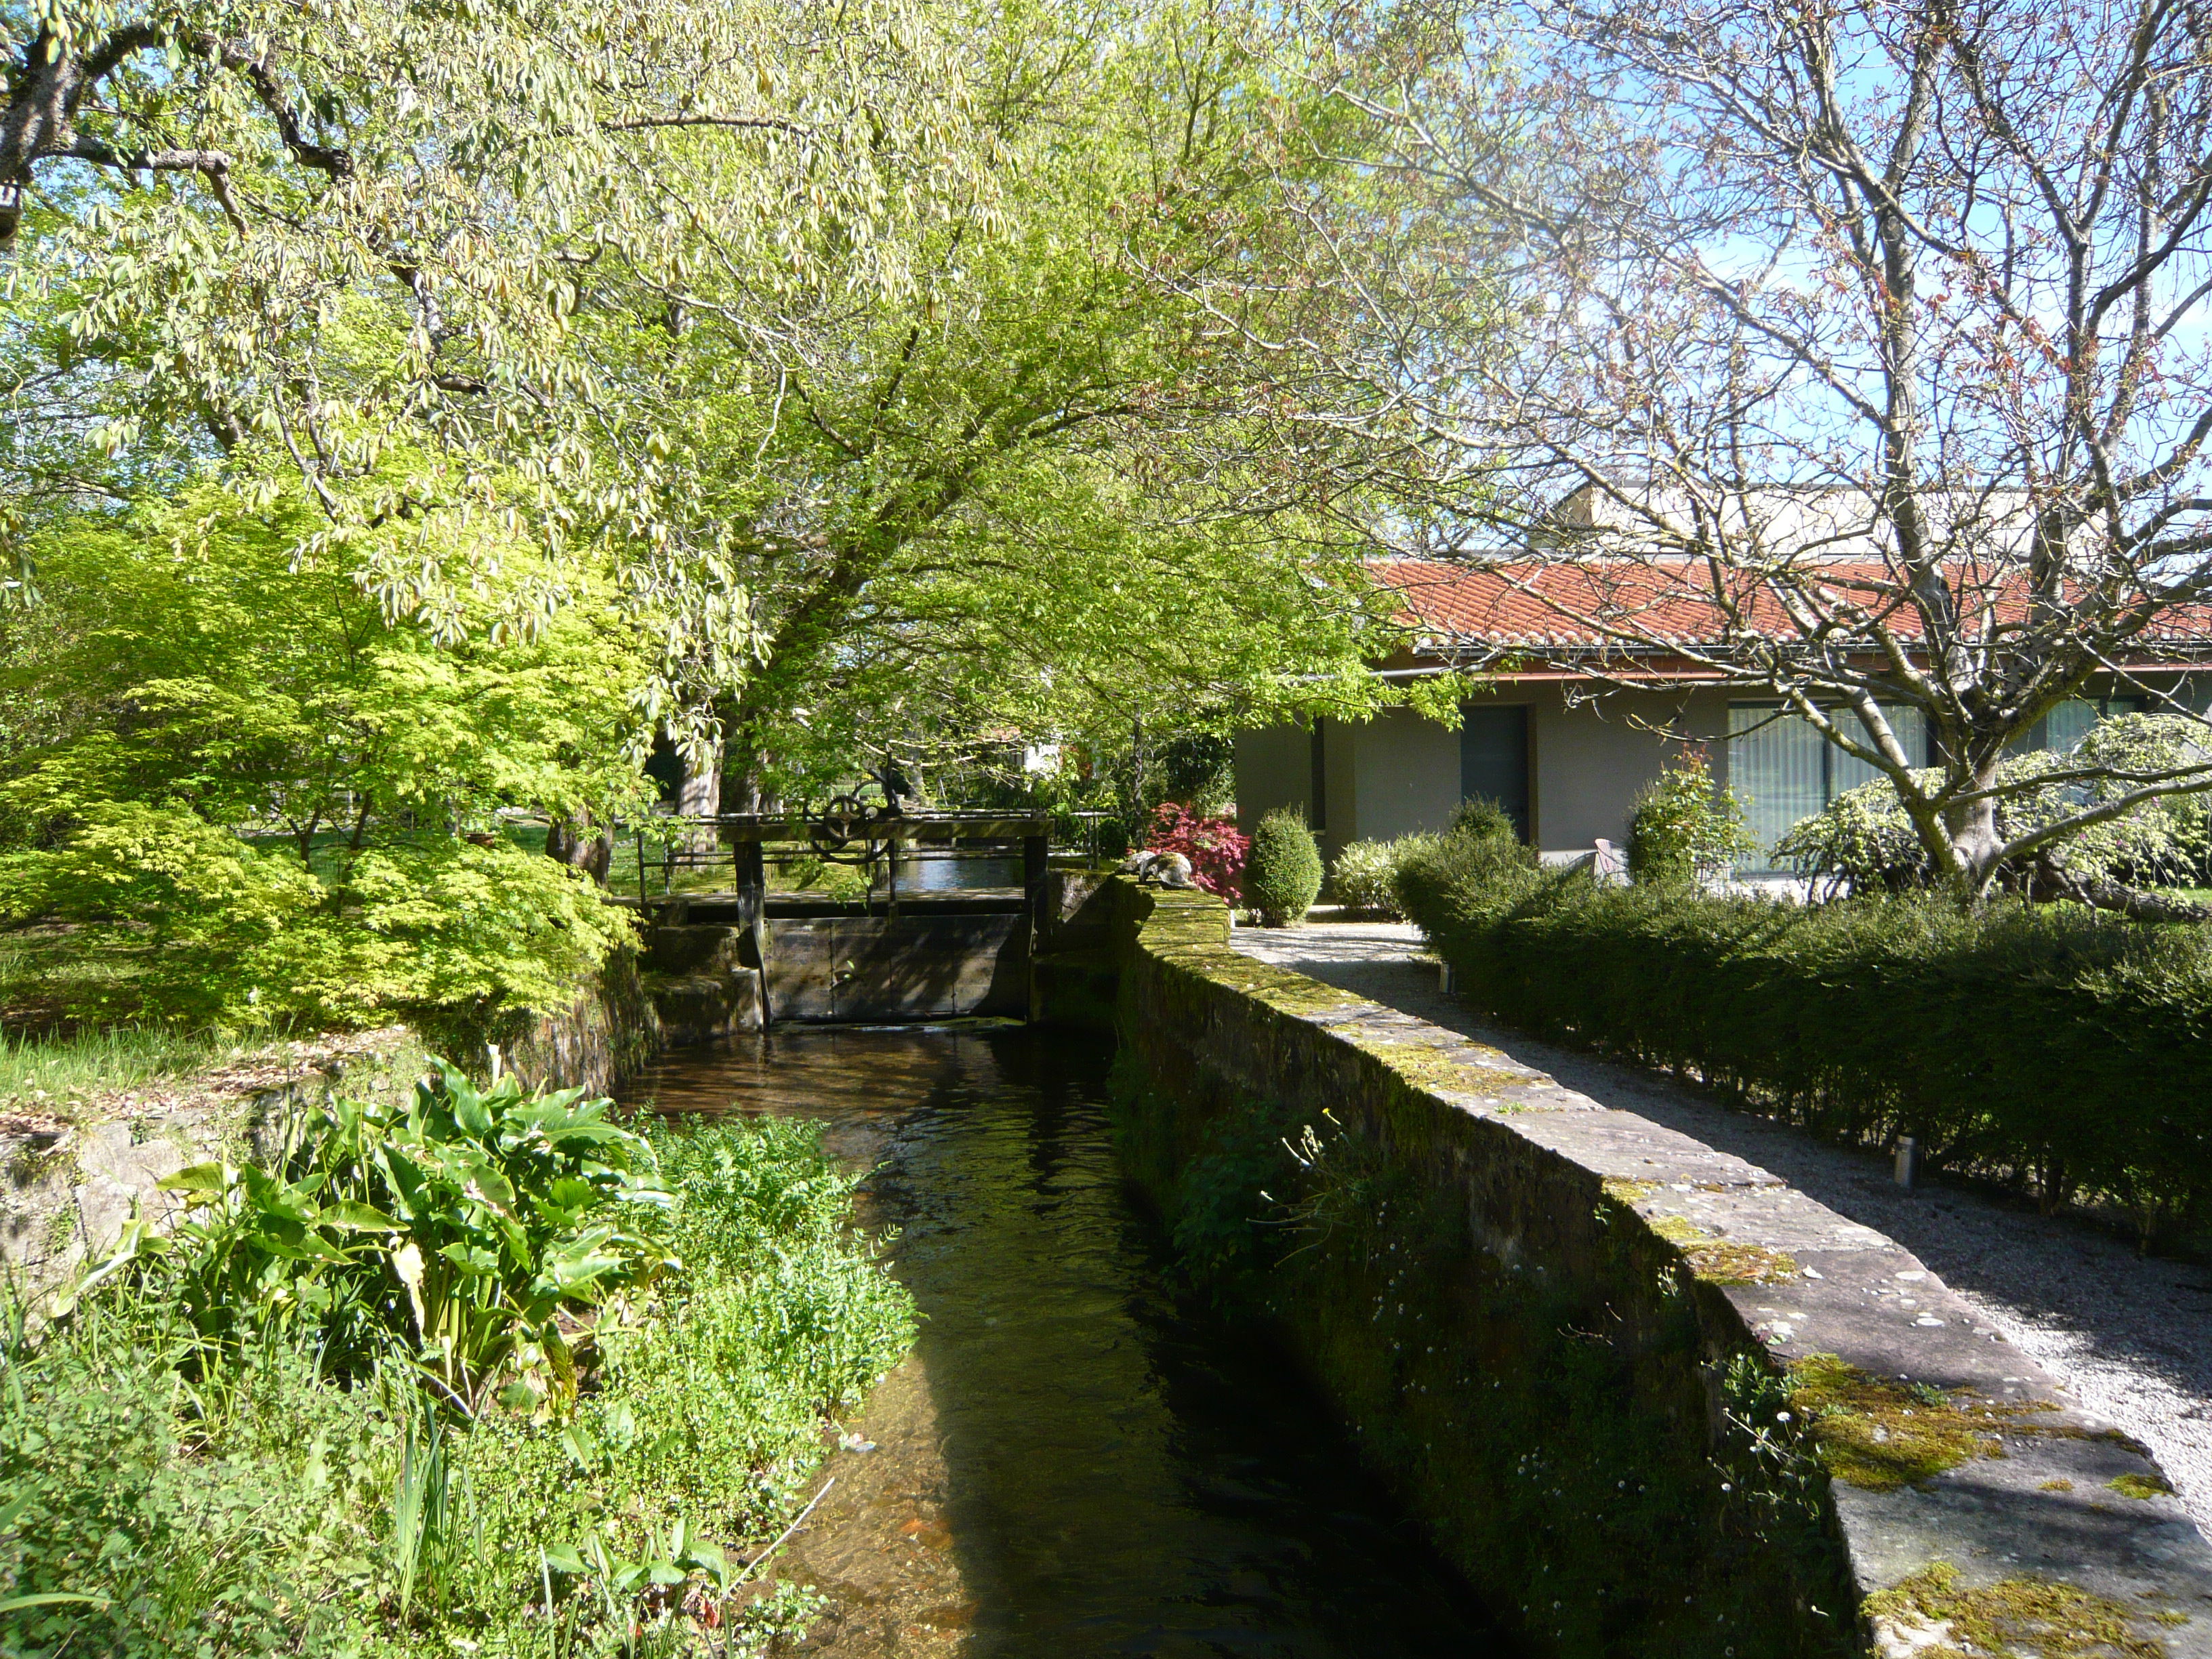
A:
101,1058,676,1410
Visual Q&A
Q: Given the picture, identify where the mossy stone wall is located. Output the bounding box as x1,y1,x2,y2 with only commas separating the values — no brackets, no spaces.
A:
1107,879,1860,1658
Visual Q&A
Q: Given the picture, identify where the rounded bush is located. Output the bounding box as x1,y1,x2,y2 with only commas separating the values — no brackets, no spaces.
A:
1244,808,1323,926
1329,840,1401,914
1450,796,1521,842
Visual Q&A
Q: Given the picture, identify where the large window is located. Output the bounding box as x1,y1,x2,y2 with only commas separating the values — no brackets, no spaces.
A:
2044,695,2146,753
1727,705,1926,864
1728,696,2152,867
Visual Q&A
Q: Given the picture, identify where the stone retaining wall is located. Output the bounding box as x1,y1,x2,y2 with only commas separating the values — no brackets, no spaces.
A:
0,1028,427,1301
1108,878,2212,1659
498,948,666,1093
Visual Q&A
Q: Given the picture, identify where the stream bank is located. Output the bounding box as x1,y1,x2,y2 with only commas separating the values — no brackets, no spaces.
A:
1105,878,2212,1658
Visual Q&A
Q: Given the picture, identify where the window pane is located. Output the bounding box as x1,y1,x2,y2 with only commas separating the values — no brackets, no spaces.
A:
1832,705,1925,793
2047,699,2097,752
1729,706,1827,860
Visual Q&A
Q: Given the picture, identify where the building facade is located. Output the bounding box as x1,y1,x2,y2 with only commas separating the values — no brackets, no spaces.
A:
1237,557,2202,872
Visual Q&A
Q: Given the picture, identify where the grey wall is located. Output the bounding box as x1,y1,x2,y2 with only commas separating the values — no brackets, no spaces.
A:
1233,724,1310,835
1236,684,1737,861
1107,880,1866,1652
1526,684,1731,852
1350,704,1460,844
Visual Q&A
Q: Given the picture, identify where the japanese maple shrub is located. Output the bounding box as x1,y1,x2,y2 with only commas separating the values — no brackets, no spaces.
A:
1145,803,1250,898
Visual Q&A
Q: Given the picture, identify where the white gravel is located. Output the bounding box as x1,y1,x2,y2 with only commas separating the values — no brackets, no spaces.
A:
1231,917,2212,1544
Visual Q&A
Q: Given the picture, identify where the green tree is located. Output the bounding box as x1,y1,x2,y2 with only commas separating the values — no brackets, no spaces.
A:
0,484,648,1029
0,0,999,605
562,0,1464,804
1627,752,1759,886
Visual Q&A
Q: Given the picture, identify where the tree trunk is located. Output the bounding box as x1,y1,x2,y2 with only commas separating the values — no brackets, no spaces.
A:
674,734,722,853
720,705,779,815
2026,854,2212,923
546,813,613,885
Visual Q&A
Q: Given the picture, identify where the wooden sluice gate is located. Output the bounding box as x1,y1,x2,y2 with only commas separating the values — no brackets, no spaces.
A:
618,811,1115,1036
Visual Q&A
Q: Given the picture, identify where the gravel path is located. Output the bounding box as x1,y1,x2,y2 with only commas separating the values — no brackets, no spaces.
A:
1231,917,2212,1544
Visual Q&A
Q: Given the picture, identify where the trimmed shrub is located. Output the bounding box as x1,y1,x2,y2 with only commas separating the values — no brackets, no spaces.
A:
1397,852,2212,1242
1392,816,1539,924
1328,840,1402,914
1244,809,1324,926
1450,795,1521,842
1628,750,1757,884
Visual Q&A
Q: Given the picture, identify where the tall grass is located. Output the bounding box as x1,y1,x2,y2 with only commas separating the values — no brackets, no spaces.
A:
0,1025,237,1120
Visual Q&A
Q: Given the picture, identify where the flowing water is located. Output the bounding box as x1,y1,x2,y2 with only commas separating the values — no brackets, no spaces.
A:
628,1024,1513,1658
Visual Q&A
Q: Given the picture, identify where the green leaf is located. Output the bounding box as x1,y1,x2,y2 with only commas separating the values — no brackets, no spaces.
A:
318,1201,400,1233
0,1592,111,1613
438,1241,500,1276
156,1162,228,1195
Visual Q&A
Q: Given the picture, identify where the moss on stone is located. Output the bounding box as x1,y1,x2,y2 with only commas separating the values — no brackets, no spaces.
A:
1788,1354,2010,1491
2108,1473,2174,1500
1646,1214,1801,1286
1351,1039,1533,1100
1866,1561,2167,1658
1601,1177,1661,1204
1250,977,1373,1019
1113,872,1863,1655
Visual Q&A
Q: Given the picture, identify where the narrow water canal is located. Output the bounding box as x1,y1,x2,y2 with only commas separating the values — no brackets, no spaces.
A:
628,1024,1513,1658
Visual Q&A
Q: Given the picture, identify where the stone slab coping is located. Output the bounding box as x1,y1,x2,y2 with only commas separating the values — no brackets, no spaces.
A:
1192,957,2212,1655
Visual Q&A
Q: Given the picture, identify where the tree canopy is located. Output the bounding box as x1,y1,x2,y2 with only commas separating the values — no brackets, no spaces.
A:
3,0,1458,811
546,0,1460,804
0,486,644,1027
1303,0,2212,899
0,0,996,598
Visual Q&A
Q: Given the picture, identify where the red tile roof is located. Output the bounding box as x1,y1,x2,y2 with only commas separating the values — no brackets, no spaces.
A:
1373,558,2212,664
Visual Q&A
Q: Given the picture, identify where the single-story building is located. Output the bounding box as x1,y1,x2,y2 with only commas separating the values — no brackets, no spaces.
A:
1237,558,2210,874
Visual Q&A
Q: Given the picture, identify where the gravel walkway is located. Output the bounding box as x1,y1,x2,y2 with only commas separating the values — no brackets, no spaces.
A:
1231,917,2212,1544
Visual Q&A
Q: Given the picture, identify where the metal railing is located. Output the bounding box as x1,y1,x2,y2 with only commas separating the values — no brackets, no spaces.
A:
609,809,1117,904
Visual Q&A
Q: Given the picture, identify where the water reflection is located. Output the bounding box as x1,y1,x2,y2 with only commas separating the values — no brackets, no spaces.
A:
890,853,1023,893
628,1026,1513,1658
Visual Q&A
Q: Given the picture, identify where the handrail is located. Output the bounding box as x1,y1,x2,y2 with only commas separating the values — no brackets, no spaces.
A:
611,809,1111,843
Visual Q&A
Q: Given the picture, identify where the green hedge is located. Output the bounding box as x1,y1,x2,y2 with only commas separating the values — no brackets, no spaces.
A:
1396,836,2212,1239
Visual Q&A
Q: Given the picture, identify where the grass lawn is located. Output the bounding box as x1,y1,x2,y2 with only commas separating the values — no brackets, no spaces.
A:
0,1023,243,1124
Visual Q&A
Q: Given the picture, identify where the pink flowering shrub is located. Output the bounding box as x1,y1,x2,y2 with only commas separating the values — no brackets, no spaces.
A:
1145,803,1249,898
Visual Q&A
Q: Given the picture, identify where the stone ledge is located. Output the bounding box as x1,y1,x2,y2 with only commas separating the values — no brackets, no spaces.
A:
1120,880,2212,1657
1,1027,424,1298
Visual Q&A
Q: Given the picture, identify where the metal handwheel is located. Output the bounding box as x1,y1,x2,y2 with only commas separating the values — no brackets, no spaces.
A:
809,792,874,854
